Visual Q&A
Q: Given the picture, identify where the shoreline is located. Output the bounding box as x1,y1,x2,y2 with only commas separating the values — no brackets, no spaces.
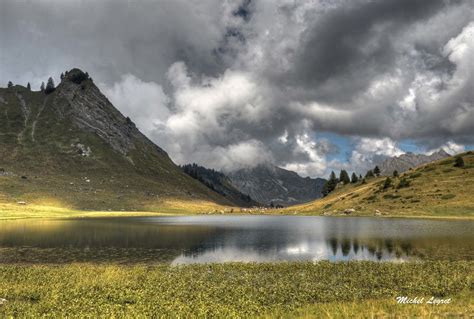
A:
1,209,473,221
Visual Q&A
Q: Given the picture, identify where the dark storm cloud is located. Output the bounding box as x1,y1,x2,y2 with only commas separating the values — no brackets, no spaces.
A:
1,0,473,177
0,0,229,87
290,0,458,103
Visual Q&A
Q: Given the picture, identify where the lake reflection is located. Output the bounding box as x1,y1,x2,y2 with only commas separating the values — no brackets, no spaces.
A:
0,216,472,264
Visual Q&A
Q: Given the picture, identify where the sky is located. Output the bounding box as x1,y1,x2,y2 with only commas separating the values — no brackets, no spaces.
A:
1,0,473,178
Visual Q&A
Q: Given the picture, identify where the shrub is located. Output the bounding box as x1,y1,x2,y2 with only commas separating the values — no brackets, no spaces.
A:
382,177,392,190
454,156,464,168
68,70,90,84
397,178,410,189
441,194,456,200
409,172,422,179
383,194,401,199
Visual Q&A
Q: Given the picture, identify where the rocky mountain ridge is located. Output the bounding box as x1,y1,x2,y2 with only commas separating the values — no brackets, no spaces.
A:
379,150,451,176
181,163,259,207
0,69,233,210
228,164,326,206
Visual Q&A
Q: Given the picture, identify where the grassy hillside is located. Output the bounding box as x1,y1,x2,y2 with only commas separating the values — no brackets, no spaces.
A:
181,163,259,207
286,152,474,218
0,71,234,217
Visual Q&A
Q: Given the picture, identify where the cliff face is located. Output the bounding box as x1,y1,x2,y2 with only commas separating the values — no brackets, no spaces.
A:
228,164,326,206
0,69,232,209
53,69,168,158
379,150,451,176
182,163,260,207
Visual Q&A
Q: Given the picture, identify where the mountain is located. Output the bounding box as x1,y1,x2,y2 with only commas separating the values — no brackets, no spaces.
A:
0,69,233,213
181,163,259,207
227,164,326,206
379,150,450,176
290,151,474,217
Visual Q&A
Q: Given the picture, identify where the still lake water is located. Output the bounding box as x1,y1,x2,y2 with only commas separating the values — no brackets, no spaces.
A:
0,216,472,264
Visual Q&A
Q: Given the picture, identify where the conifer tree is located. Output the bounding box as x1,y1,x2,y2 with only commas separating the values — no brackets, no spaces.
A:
27,82,31,90
351,172,359,183
393,170,399,177
322,171,338,196
339,170,350,184
365,170,374,178
45,77,55,94
383,177,392,189
40,82,45,91
374,166,381,176
7,81,13,88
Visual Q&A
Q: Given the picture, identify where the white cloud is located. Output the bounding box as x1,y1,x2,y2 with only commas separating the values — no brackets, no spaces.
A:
282,133,329,178
350,137,404,172
427,141,465,155
5,0,473,177
101,75,170,134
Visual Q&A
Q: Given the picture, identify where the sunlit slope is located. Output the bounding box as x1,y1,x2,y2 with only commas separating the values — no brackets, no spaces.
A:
0,70,233,216
289,152,474,218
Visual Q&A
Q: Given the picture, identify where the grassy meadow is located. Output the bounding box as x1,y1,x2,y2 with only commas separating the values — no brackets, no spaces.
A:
0,261,472,318
283,151,474,218
2,152,473,220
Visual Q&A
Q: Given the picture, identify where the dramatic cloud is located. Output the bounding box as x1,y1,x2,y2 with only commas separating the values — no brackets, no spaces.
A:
350,138,404,173
1,0,473,177
427,141,466,155
101,75,170,134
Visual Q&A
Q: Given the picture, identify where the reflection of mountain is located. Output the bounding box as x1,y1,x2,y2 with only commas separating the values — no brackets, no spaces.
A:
0,218,219,264
171,217,474,264
1,216,472,264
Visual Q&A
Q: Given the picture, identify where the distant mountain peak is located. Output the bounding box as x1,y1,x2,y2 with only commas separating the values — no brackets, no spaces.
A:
433,149,451,157
0,69,233,209
228,164,326,206
379,150,450,176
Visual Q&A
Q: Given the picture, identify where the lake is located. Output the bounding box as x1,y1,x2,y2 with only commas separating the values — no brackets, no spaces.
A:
0,215,472,264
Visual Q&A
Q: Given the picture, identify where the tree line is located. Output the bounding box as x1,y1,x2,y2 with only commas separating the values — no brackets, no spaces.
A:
5,70,90,94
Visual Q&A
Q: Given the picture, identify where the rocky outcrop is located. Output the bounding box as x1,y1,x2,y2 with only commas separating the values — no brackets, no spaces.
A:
55,69,167,157
379,150,450,176
0,68,234,207
228,164,326,206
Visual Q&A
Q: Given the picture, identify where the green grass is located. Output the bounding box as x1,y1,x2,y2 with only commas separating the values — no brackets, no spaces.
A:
0,261,471,318
1,83,474,220
287,152,474,219
0,84,236,217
